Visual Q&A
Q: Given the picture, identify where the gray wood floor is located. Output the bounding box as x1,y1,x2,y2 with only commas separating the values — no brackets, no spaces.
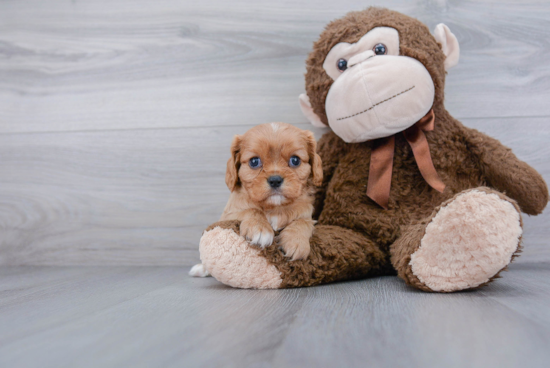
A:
1,1,550,367
0,264,549,368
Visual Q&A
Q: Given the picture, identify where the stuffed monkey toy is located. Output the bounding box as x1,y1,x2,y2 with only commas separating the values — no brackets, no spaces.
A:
198,8,548,292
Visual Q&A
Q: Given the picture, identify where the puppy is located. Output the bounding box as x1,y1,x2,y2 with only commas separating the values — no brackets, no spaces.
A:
190,122,323,277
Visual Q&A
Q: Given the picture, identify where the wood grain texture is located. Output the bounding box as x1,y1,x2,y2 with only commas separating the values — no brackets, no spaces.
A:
1,0,550,134
0,265,549,368
0,0,549,265
0,117,547,265
0,123,327,265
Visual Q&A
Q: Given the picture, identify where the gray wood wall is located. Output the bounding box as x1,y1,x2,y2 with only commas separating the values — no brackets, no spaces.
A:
1,0,549,265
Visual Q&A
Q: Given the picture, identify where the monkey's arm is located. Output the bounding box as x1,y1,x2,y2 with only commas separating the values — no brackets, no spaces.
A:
465,128,548,215
313,132,345,219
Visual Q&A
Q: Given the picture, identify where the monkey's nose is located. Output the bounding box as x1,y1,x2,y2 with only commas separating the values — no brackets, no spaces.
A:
268,175,284,188
348,50,375,68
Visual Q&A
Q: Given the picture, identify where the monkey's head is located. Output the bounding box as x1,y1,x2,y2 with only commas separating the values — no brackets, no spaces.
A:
299,8,459,143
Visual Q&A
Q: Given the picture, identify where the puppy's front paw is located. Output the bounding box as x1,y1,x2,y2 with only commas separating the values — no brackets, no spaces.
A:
280,236,311,261
240,218,275,248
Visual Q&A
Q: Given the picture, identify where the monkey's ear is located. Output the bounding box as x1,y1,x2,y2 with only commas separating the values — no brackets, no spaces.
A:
304,130,323,186
225,135,241,192
299,94,326,128
434,23,460,70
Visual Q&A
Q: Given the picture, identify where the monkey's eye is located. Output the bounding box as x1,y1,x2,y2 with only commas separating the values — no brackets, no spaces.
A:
289,156,301,167
249,157,262,169
373,43,387,55
337,58,348,72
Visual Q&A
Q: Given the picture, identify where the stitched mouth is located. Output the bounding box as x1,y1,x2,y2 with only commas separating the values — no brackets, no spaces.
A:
336,85,415,121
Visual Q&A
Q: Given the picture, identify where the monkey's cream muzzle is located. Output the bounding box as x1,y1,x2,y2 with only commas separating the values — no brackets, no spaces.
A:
325,53,435,143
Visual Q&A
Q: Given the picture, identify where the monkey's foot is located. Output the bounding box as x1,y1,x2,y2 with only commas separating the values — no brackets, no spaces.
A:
199,223,282,289
410,188,523,292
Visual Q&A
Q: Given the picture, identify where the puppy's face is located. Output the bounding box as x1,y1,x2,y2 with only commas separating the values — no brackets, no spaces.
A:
225,123,322,207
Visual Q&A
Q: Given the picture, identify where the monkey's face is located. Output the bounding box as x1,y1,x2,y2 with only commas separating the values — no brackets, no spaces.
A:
322,27,434,143
298,8,460,143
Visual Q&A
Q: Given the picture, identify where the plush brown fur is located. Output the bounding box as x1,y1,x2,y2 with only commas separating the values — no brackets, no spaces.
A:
204,8,548,290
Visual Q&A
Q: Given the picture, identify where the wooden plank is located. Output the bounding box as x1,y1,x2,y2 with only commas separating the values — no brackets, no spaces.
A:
0,265,549,367
1,0,550,134
0,123,327,265
479,262,550,329
0,0,549,265
0,116,548,265
271,274,550,368
0,266,308,368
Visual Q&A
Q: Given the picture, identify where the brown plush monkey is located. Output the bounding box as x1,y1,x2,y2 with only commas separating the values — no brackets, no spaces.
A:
198,8,548,292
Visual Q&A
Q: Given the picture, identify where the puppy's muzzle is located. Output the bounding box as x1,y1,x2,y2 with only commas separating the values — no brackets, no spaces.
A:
268,175,283,188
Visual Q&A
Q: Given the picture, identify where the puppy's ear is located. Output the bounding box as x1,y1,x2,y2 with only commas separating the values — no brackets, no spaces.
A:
304,130,323,186
225,135,242,192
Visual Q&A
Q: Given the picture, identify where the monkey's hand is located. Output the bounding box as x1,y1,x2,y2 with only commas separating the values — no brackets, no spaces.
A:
467,128,548,215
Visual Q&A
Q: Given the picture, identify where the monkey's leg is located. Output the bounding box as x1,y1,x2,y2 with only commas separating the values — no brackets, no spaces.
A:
198,221,392,289
391,187,523,292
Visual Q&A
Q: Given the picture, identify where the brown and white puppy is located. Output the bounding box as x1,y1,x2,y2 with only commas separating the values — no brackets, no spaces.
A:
190,122,322,277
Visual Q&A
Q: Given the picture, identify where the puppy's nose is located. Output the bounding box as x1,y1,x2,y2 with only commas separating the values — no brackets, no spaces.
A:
268,175,284,188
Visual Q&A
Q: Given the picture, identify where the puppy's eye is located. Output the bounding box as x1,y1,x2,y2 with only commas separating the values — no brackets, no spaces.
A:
337,58,347,72
248,157,262,169
289,156,301,167
373,43,387,55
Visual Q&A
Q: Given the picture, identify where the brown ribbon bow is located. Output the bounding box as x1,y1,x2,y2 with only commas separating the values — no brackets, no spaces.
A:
366,109,445,209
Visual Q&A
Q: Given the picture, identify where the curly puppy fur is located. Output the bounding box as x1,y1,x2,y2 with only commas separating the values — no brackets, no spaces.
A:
203,8,548,291
222,123,322,260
